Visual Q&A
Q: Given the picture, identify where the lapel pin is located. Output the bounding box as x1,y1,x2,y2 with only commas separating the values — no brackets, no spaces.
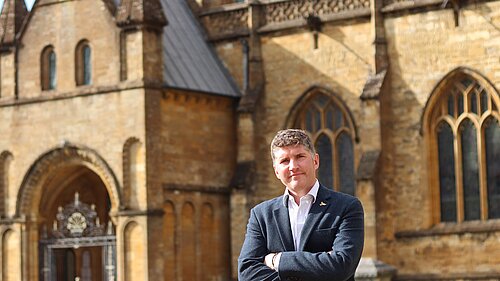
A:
319,201,327,206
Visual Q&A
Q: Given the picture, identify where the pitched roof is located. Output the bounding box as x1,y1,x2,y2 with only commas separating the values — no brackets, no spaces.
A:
159,0,240,97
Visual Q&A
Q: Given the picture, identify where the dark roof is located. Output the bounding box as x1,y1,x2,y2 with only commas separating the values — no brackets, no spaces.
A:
160,0,240,97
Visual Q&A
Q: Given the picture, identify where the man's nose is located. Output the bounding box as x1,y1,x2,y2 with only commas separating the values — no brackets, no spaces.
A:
289,159,299,170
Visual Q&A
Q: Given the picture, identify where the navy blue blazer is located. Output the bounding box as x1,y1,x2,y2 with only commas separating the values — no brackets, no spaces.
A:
238,185,364,281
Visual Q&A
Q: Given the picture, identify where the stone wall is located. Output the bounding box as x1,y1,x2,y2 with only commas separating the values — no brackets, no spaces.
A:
377,1,500,278
159,88,236,280
160,89,236,189
16,0,120,97
209,0,500,280
252,20,374,205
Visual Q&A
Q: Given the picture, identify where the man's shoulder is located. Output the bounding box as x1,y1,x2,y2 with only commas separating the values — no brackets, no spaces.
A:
320,185,361,205
251,195,284,212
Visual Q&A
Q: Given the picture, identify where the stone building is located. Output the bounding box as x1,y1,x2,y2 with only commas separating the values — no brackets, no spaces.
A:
0,0,498,280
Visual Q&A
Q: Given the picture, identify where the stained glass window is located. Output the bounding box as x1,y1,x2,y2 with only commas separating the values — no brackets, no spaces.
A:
316,134,333,189
430,75,500,223
338,132,355,195
294,92,356,195
448,95,455,117
460,120,480,221
437,122,456,222
470,92,478,114
485,118,500,219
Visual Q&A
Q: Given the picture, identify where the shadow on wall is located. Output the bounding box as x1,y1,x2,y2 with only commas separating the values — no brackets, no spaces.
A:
378,7,500,277
249,21,375,203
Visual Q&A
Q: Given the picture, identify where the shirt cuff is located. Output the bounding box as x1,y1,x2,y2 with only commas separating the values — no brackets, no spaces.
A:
274,252,282,272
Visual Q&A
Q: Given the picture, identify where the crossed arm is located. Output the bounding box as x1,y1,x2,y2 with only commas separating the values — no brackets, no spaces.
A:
238,199,364,281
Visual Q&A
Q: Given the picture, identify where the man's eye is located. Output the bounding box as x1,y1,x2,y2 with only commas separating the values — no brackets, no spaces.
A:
280,160,289,164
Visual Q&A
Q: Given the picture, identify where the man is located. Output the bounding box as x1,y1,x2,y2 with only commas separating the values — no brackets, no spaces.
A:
238,129,364,281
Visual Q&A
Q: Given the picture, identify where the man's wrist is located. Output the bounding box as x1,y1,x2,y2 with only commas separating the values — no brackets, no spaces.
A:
272,252,281,271
271,253,278,269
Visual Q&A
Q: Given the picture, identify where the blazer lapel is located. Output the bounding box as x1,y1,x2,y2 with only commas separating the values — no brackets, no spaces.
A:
273,199,295,251
298,186,332,251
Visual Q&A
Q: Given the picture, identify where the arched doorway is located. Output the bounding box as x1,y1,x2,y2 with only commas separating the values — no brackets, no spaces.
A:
15,144,121,281
38,166,116,281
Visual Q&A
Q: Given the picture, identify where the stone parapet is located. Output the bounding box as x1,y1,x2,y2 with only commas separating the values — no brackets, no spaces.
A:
199,3,250,41
199,0,371,41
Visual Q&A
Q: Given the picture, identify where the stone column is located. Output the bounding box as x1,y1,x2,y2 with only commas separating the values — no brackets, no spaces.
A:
355,0,397,277
230,1,266,279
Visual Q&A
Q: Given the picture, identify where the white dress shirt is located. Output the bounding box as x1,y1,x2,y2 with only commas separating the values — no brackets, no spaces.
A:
274,180,319,270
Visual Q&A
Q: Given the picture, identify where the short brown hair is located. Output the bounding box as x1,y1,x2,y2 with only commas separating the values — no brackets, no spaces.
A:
270,129,315,162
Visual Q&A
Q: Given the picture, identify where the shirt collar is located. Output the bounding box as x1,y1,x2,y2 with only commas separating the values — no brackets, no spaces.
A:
282,180,319,207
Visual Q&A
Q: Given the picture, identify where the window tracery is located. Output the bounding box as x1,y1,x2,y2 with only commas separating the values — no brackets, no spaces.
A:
292,91,357,195
428,74,500,222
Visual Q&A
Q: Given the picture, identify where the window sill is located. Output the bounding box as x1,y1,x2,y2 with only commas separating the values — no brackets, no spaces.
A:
395,219,500,238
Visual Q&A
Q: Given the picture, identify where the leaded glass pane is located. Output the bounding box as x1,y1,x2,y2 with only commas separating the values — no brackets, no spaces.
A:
335,106,343,131
313,107,321,133
326,106,334,130
49,51,56,89
83,46,92,85
460,120,480,221
316,134,333,189
470,92,478,114
337,132,355,195
305,109,314,132
314,94,329,108
447,94,455,117
437,122,457,222
461,78,473,88
485,118,500,219
457,93,464,116
480,90,488,114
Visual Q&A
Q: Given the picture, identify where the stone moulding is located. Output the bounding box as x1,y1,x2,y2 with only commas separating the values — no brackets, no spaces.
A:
16,143,122,218
199,0,371,41
198,0,494,40
396,272,500,281
262,0,370,25
381,0,444,13
199,5,250,41
163,183,230,195
395,220,500,238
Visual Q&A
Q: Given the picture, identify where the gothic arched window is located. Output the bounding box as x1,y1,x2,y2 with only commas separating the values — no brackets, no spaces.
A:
292,91,357,195
75,40,92,86
41,46,56,90
426,72,500,223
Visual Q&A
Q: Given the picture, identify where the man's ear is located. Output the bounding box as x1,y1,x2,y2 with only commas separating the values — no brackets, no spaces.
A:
314,153,319,169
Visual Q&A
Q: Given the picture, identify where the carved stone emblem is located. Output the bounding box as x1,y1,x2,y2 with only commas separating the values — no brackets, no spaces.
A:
67,212,87,235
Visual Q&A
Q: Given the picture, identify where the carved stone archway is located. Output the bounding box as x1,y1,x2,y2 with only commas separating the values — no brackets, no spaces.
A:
15,142,122,281
16,142,122,218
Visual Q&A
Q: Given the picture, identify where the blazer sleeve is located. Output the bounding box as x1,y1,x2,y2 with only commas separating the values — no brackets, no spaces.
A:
278,198,364,281
238,208,281,281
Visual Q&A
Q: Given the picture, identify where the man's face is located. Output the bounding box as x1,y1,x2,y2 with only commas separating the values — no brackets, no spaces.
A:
273,144,319,197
